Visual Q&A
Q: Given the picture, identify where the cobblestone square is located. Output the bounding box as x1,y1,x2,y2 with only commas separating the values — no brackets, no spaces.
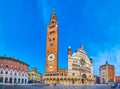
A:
0,84,118,89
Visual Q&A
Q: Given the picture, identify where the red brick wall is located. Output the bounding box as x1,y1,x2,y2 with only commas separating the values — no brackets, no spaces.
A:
107,65,115,82
115,76,120,83
0,57,28,73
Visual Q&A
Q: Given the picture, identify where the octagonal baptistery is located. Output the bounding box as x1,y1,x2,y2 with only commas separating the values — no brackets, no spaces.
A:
0,56,29,84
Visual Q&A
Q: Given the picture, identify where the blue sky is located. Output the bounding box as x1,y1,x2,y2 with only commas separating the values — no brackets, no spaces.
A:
0,0,120,75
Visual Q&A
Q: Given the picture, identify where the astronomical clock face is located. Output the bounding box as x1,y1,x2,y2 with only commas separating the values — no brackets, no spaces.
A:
48,53,55,61
80,60,86,66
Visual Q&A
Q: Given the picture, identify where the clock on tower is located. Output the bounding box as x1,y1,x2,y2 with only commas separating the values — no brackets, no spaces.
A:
46,12,58,73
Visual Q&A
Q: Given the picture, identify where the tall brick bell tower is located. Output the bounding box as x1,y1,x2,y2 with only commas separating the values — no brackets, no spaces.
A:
46,12,58,73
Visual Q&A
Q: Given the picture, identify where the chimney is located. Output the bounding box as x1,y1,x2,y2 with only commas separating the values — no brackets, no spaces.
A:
68,46,72,56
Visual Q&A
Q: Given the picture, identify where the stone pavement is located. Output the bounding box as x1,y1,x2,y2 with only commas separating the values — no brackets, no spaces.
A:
0,84,119,89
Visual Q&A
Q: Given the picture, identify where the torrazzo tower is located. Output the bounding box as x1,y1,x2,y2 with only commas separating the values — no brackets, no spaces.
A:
46,12,58,73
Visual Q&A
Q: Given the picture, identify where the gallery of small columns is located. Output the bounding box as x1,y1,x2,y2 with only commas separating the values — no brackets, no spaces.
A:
44,77,94,85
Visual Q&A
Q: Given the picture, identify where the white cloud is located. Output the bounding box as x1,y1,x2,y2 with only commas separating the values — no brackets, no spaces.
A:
37,0,51,25
93,45,120,76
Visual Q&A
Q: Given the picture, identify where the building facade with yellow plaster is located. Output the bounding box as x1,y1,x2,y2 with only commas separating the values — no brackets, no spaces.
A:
28,68,43,84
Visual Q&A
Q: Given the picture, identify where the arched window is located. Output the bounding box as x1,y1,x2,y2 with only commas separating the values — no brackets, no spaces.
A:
22,74,24,76
14,72,17,76
18,78,20,83
22,79,24,83
10,71,12,75
51,21,54,24
19,72,21,76
6,65,8,68
0,77,3,83
5,71,8,74
25,74,28,77
1,70,3,74
9,77,12,83
14,78,17,83
5,77,8,83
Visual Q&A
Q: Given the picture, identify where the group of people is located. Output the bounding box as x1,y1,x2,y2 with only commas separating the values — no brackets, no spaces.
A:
110,83,120,88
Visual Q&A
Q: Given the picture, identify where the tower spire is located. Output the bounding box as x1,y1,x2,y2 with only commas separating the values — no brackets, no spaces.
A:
50,8,57,21
81,44,84,49
68,46,72,56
